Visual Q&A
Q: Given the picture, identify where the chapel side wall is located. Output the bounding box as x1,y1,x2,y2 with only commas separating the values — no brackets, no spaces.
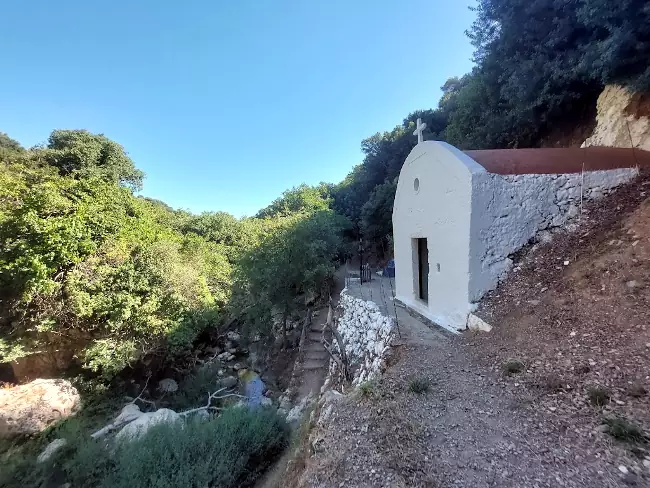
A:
468,167,638,302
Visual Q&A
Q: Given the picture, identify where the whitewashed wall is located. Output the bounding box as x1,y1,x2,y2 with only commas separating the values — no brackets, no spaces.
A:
468,168,638,302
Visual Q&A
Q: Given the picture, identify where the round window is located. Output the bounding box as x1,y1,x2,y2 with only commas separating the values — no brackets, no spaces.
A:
414,177,420,192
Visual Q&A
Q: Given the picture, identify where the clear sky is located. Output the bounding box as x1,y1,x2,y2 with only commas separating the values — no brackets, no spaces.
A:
2,0,476,216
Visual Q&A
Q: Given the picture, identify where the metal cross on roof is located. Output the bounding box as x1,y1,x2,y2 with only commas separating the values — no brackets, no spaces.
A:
413,118,427,144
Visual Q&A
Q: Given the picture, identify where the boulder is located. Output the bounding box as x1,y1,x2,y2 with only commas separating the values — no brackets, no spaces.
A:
114,403,143,424
286,393,315,424
226,331,241,342
217,351,235,362
467,313,492,332
115,408,180,443
37,438,67,463
0,379,80,438
90,403,143,439
157,378,178,393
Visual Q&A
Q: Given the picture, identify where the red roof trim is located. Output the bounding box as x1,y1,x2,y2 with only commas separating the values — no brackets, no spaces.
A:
464,147,650,175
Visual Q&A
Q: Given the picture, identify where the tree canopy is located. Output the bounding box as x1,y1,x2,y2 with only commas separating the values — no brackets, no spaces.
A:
37,130,145,191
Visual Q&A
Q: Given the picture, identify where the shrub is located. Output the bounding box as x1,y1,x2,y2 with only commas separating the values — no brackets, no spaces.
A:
165,362,225,411
357,380,379,399
587,385,611,407
602,417,646,443
58,408,289,488
408,377,431,395
502,359,525,376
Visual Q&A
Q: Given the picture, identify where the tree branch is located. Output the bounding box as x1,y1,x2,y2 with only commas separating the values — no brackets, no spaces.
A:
178,387,247,416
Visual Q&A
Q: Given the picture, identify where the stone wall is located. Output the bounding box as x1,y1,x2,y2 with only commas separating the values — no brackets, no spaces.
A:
583,85,650,151
469,167,638,302
333,291,394,385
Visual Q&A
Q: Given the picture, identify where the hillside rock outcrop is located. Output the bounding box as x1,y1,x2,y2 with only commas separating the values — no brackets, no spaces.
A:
0,379,80,438
583,85,650,150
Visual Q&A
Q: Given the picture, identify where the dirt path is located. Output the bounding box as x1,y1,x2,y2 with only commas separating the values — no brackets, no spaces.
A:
297,286,638,487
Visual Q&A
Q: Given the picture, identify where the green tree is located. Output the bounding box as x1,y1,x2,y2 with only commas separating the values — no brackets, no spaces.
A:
0,132,25,162
0,161,224,377
360,180,397,257
37,130,145,191
235,210,348,346
256,183,333,218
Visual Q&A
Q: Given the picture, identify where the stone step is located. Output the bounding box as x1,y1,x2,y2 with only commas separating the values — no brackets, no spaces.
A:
310,325,326,333
304,342,325,352
304,359,327,370
307,331,322,342
305,350,329,361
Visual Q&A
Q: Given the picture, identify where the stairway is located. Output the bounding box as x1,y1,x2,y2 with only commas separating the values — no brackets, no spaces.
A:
303,318,329,371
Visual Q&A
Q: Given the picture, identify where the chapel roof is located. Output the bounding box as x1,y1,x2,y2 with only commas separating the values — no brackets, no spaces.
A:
464,147,650,175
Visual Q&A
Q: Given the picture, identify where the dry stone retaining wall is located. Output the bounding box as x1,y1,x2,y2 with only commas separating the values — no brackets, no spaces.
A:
333,290,394,385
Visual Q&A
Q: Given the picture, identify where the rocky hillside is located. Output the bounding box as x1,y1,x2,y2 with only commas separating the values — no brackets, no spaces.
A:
583,85,650,151
470,169,650,483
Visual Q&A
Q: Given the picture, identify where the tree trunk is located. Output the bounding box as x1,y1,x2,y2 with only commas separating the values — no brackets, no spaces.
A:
282,303,289,349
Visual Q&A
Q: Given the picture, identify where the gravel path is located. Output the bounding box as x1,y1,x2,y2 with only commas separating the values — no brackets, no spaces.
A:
297,304,638,487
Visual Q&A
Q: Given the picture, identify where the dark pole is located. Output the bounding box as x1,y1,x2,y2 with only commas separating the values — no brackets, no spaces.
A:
359,237,363,284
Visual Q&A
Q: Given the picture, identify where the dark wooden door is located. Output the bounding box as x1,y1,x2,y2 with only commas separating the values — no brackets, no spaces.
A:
417,238,429,302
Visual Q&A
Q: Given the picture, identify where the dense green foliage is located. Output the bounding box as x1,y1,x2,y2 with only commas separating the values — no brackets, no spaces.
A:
256,183,334,218
39,130,144,190
2,408,289,488
0,131,348,378
0,158,228,376
236,209,350,344
331,0,650,254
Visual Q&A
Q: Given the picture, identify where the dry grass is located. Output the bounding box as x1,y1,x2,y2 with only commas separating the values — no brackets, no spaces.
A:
357,380,380,400
502,359,525,376
602,417,646,443
587,385,611,407
407,377,430,395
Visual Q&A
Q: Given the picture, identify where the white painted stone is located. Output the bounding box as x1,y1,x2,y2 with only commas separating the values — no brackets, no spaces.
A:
392,141,638,331
466,314,492,332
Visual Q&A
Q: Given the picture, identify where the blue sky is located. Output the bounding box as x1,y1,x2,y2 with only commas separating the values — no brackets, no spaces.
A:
2,0,476,216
